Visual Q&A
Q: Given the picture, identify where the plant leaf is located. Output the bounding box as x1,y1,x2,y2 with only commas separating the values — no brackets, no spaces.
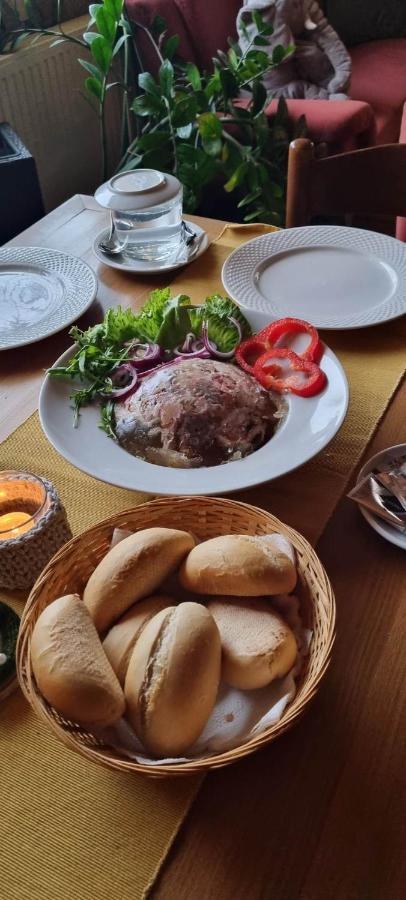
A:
79,58,102,79
197,111,222,141
85,76,103,100
185,62,201,90
159,58,174,99
272,44,287,65
162,34,180,59
91,35,112,74
172,94,198,128
95,7,116,42
138,70,160,97
151,14,166,35
83,31,99,45
113,33,130,56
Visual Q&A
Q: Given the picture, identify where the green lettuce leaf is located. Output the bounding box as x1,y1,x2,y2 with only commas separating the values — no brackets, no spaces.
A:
193,294,252,352
70,305,142,349
135,288,192,345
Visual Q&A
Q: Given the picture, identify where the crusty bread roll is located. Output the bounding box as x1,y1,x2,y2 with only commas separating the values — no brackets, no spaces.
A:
207,597,297,689
102,594,173,686
31,594,125,725
125,602,221,757
84,527,195,633
179,534,296,596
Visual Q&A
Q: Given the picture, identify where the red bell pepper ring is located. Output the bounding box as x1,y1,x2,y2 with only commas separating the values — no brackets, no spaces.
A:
257,317,324,364
254,348,327,397
235,335,268,375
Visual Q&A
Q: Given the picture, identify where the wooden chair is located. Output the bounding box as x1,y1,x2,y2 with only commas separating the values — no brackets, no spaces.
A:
286,138,406,237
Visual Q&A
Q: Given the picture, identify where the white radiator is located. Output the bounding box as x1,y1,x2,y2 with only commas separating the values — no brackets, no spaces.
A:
0,16,121,210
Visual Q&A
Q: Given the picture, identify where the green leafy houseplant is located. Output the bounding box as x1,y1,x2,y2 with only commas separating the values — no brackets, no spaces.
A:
0,2,307,224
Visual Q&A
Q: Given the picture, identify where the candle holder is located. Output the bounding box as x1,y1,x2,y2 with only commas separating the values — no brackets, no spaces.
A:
0,471,72,591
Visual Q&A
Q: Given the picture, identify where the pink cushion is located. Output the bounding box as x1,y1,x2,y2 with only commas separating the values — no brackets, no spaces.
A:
264,99,374,152
350,39,406,143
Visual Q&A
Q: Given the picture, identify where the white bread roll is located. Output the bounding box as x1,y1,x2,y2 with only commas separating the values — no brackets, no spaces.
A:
179,534,297,596
84,527,195,633
207,597,298,689
102,594,173,686
31,594,125,725
125,602,221,757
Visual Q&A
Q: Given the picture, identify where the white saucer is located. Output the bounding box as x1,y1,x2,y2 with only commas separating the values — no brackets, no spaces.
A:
356,443,406,550
93,220,208,274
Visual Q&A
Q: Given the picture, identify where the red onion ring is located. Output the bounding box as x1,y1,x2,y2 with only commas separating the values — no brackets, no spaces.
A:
126,342,161,368
201,322,235,360
100,363,139,400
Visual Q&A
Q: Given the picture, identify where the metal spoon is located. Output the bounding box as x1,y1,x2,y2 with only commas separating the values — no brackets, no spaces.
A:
99,214,128,255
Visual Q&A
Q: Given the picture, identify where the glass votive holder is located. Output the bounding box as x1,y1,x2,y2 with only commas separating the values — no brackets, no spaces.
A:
0,471,72,591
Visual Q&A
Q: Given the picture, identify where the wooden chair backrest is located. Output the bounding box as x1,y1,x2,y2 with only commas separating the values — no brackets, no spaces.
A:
286,138,406,228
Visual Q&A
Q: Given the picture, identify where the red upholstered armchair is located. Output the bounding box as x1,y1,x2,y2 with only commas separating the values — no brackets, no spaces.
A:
126,0,406,154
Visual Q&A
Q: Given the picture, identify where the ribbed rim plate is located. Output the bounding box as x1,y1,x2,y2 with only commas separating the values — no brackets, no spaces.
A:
0,246,97,350
221,226,406,329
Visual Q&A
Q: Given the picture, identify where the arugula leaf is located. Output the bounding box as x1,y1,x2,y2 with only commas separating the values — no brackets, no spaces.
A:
99,401,116,439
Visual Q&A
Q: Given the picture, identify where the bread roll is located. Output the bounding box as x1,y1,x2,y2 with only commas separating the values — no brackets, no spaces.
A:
179,534,296,596
84,527,195,633
125,602,221,757
102,594,173,685
31,594,125,725
207,597,297,689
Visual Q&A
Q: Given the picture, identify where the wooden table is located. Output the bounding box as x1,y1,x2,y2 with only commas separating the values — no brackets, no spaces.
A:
2,196,405,900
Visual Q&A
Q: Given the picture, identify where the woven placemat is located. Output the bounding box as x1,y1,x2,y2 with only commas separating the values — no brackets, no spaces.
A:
0,223,405,900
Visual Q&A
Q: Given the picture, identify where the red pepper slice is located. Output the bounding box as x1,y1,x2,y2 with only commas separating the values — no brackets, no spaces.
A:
257,317,323,364
254,348,327,397
235,335,268,375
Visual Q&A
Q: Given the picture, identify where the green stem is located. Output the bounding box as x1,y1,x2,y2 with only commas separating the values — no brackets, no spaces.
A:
100,79,108,181
133,20,165,66
3,27,87,48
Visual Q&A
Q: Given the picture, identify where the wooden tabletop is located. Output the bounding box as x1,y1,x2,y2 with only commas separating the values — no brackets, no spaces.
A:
2,197,405,900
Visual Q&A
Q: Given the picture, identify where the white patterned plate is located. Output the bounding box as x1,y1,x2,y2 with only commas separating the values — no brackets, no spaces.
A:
39,309,349,496
0,246,97,350
92,220,208,274
221,226,406,329
355,443,406,550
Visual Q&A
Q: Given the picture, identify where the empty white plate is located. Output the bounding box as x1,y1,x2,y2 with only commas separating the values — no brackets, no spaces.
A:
0,246,97,350
221,225,406,329
39,309,349,496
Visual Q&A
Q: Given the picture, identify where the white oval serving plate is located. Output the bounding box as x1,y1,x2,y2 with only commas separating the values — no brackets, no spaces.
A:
0,247,97,351
39,310,349,496
221,225,406,329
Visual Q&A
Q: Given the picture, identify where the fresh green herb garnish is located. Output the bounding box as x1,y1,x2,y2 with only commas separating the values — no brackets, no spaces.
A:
49,289,252,430
99,400,116,440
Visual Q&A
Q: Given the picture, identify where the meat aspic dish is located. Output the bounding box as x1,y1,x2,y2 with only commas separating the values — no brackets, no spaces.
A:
115,358,279,468
50,290,327,470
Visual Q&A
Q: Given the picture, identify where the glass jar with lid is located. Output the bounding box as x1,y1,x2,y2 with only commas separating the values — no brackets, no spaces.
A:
95,169,183,261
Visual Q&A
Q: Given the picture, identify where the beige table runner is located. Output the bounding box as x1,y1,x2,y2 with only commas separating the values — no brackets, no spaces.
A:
0,224,405,900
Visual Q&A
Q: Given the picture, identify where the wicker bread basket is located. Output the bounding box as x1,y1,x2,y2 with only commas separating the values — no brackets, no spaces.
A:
17,496,335,778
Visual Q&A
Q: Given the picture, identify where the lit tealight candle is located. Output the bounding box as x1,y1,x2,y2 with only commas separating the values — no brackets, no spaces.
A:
0,511,34,540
